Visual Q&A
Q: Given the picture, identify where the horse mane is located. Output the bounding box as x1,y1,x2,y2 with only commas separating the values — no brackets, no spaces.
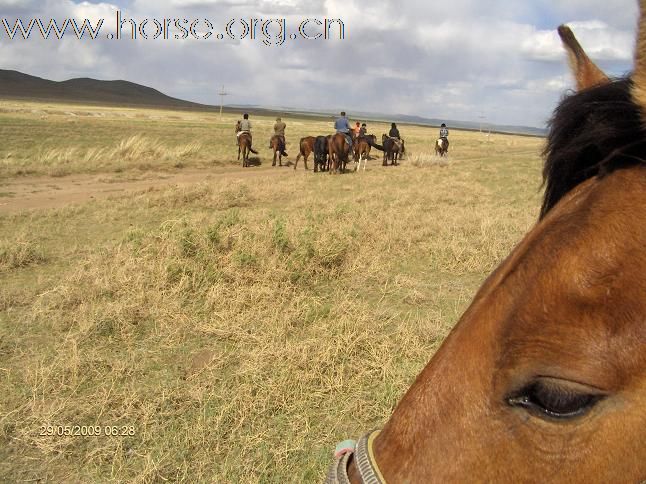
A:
541,77,646,218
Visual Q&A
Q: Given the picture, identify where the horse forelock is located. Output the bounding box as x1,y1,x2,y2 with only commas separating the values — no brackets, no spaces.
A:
541,77,646,219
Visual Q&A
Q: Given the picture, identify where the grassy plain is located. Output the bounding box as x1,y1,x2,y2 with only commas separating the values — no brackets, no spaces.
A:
0,100,545,482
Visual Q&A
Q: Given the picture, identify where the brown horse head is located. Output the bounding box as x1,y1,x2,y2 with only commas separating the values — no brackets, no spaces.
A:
330,9,646,483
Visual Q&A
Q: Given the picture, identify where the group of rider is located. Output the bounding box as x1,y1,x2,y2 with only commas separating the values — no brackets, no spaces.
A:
235,111,449,155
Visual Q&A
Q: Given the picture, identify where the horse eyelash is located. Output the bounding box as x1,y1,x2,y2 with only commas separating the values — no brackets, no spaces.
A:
507,380,603,419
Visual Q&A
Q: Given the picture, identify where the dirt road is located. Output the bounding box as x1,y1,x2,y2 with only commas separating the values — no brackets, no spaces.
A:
0,166,297,214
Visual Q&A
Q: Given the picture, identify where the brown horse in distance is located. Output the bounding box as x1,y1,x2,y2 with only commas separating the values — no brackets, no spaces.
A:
294,136,316,170
326,13,646,484
328,133,352,174
237,133,257,168
353,137,374,172
269,135,288,167
435,137,449,157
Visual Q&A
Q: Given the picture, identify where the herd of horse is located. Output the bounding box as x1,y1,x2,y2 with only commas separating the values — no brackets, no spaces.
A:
325,8,646,484
238,128,411,173
292,133,406,173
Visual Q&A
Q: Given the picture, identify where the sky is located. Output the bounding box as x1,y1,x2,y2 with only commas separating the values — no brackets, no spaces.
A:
0,0,639,128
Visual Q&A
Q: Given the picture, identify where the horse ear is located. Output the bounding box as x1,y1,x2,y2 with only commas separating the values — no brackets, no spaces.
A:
632,0,646,115
558,25,609,91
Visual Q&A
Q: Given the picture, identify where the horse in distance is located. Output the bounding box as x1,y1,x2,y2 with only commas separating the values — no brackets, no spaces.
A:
237,132,257,167
435,137,449,157
328,133,352,174
269,135,288,167
314,135,330,172
381,134,405,166
295,136,316,170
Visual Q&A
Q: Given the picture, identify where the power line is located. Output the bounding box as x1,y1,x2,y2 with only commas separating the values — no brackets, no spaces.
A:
478,113,486,133
218,85,229,120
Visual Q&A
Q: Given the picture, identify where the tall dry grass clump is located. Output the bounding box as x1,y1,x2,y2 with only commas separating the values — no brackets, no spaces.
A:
1,132,209,177
0,236,46,271
114,135,164,161
408,151,451,167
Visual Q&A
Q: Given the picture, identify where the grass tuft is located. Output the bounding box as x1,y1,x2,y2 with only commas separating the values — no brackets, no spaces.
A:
0,236,46,271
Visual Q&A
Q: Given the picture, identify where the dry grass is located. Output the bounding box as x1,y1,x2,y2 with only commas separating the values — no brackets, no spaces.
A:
0,100,545,482
28,136,205,176
0,235,46,271
407,151,451,167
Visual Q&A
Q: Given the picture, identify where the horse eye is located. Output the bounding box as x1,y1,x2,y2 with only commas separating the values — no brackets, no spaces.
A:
507,379,604,420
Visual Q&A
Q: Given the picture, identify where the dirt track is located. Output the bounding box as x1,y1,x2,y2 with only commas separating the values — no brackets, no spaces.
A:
0,166,296,214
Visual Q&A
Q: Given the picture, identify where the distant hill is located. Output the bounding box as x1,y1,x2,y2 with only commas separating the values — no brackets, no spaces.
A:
0,69,546,136
0,69,212,110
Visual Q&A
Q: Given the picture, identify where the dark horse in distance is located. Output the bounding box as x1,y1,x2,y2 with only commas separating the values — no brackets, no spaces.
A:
314,135,331,172
435,137,449,157
381,134,405,166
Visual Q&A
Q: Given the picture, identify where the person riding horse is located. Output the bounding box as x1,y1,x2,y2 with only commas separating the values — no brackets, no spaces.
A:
271,117,288,157
387,123,404,158
439,123,449,142
236,113,253,144
352,121,361,140
236,113,258,162
389,123,400,140
436,123,450,157
334,112,353,154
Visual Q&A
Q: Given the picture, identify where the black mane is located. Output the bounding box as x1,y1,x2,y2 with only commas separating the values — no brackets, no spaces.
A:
541,78,646,218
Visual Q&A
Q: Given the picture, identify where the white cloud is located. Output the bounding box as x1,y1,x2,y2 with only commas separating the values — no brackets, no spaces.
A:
0,0,638,127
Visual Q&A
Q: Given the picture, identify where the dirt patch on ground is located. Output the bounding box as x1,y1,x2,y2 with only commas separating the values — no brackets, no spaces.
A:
0,165,299,214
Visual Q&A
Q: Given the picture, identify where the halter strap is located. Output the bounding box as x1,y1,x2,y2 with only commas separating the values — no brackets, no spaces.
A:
325,429,386,484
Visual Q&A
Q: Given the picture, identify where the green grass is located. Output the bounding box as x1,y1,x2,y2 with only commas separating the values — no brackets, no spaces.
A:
0,100,545,482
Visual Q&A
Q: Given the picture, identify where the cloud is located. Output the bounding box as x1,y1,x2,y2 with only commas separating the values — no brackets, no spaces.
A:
0,0,638,127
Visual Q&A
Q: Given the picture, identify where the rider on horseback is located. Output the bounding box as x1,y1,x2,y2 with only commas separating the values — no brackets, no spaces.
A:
334,111,353,153
388,122,404,153
353,121,361,140
436,123,450,157
439,123,449,141
236,113,252,141
236,113,258,154
389,122,401,140
272,117,288,157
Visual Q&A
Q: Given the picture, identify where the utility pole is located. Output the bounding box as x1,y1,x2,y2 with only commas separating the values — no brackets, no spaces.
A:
478,112,486,133
218,85,229,120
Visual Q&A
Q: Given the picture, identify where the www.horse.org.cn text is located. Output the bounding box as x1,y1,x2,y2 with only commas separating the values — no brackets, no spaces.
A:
0,12,346,46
